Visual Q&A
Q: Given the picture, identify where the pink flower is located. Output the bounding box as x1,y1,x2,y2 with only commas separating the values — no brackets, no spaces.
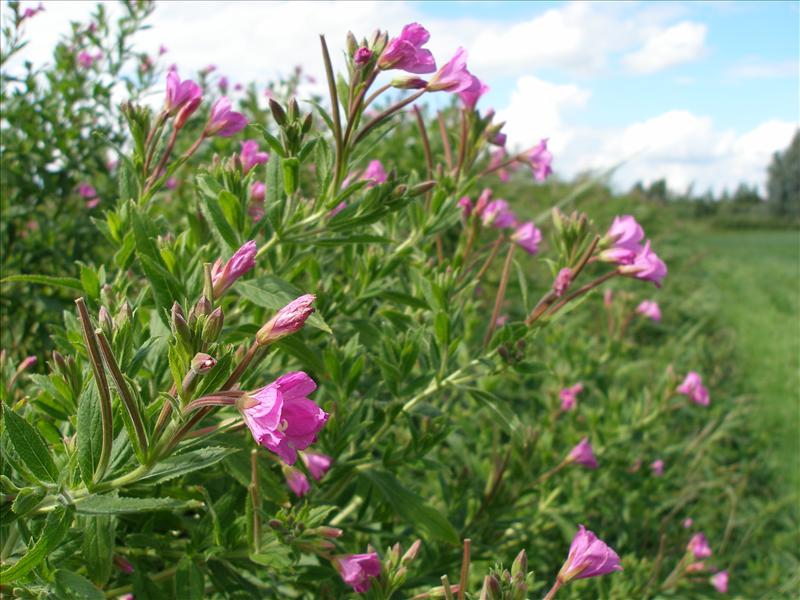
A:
481,199,516,228
427,48,476,93
210,240,257,298
492,132,507,147
567,437,598,469
488,148,511,181
113,555,134,574
362,160,387,186
557,525,622,583
458,196,472,218
677,371,710,406
165,177,177,190
204,97,248,137
77,51,95,68
243,372,328,465
683,518,693,529
334,552,382,593
301,451,332,480
687,533,712,559
495,314,508,327
529,139,553,181
636,300,661,322
379,23,436,74
606,215,644,250
458,75,489,110
21,3,44,20
354,47,373,65
650,459,664,476
711,570,728,593
473,188,492,217
158,44,168,56
17,356,37,372
560,383,583,412
78,183,97,199
619,241,667,287
554,268,572,297
164,71,202,116
218,76,229,94
285,467,310,497
251,181,266,202
240,140,269,174
511,222,542,254
256,294,316,345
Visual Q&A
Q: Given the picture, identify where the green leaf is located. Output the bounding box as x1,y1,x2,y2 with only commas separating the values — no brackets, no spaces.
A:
137,446,236,485
175,557,205,600
0,505,73,582
237,276,332,334
81,515,115,586
118,157,138,203
301,234,394,247
198,190,241,252
0,274,83,291
54,569,105,600
79,265,100,300
75,495,195,515
11,487,47,517
3,409,59,484
363,469,459,545
77,386,103,487
131,205,182,313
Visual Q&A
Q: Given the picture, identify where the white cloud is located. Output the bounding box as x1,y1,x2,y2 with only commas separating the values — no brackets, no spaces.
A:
499,77,797,193
622,21,707,74
727,58,800,79
496,75,591,155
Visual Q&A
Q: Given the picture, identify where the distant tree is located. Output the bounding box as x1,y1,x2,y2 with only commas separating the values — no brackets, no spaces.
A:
767,130,800,217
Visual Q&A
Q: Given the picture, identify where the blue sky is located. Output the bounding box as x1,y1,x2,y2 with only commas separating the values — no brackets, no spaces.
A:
6,0,799,192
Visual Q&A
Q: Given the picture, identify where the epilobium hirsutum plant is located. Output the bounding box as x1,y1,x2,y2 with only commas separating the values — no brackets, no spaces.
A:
1,13,770,598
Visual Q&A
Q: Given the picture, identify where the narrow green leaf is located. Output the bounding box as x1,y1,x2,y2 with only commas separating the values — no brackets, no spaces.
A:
0,274,83,291
363,469,459,545
0,505,73,582
198,191,240,252
77,386,103,487
11,487,47,517
117,157,138,203
75,495,195,515
54,569,105,600
79,265,100,300
137,446,236,484
3,409,59,484
81,515,115,586
175,556,205,600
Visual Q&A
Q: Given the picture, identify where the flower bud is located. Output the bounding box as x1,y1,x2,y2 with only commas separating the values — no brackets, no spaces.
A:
191,352,217,374
115,301,132,329
172,302,192,347
175,97,201,130
192,296,212,321
391,77,427,90
511,549,527,578
201,307,224,343
401,539,422,565
269,98,287,126
346,31,358,57
52,351,69,378
98,306,114,338
409,180,437,197
480,575,502,600
256,294,315,345
314,526,343,538
354,46,373,65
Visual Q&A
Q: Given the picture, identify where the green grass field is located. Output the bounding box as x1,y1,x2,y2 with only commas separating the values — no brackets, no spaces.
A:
693,229,800,493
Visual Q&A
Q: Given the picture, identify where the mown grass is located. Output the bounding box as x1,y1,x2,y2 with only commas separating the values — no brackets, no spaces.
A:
691,230,800,494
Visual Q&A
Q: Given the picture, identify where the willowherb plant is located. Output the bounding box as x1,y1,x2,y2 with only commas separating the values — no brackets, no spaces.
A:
1,14,747,599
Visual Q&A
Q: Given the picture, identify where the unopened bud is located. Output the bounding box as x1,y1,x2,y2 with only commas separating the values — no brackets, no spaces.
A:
201,307,224,342
193,296,212,319
190,352,217,374
288,97,299,120
115,301,132,329
101,283,114,305
269,99,287,126
172,302,192,345
401,539,422,565
301,112,313,135
354,46,373,65
52,351,68,377
98,306,114,338
409,180,436,197
480,575,502,600
316,526,343,538
391,184,408,198
551,207,565,236
256,294,315,345
268,519,282,530
346,31,358,57
511,549,527,578
175,97,201,130
391,77,427,90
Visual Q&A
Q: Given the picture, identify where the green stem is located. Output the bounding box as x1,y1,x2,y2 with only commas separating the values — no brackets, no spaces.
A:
483,243,515,349
104,565,177,598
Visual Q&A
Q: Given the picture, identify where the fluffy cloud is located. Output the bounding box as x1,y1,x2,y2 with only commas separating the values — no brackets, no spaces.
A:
727,58,800,79
499,77,796,193
622,21,707,74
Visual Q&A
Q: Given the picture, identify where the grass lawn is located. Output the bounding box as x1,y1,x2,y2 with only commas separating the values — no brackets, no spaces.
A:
694,229,800,493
